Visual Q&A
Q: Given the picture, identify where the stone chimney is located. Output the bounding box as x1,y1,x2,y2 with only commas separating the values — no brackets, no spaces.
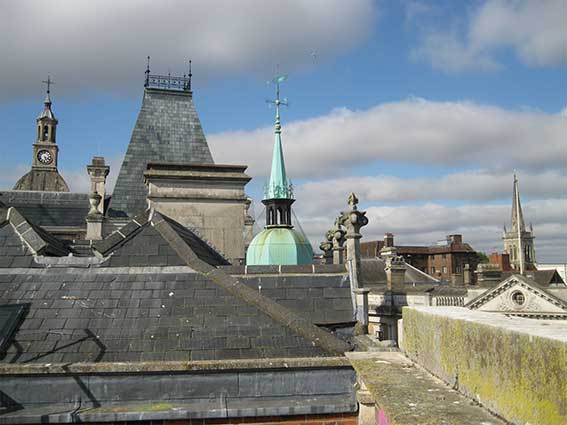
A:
86,156,110,215
384,232,394,248
463,263,471,285
384,252,406,291
339,193,369,333
447,234,463,244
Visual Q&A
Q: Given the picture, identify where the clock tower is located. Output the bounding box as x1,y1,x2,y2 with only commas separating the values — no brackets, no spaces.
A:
13,78,70,192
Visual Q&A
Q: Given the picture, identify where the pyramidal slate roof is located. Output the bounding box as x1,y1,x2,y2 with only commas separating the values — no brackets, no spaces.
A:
109,88,214,217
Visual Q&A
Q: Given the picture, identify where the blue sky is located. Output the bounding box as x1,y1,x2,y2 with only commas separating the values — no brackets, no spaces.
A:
1,0,567,260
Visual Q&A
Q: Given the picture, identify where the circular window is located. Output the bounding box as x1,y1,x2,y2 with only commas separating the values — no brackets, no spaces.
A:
511,291,526,306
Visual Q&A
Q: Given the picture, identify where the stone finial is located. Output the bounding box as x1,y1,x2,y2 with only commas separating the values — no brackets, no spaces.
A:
319,229,334,264
86,156,110,215
88,192,102,217
339,193,369,332
330,219,346,265
86,191,103,240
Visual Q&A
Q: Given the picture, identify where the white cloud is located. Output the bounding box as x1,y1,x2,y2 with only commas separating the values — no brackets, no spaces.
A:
209,98,567,179
296,196,567,262
0,0,377,101
412,0,567,72
294,170,567,216
412,31,500,73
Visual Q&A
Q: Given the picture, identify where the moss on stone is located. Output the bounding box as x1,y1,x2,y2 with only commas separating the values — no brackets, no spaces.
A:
401,307,567,425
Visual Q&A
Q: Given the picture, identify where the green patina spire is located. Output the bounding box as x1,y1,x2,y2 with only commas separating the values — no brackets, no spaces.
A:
265,75,293,200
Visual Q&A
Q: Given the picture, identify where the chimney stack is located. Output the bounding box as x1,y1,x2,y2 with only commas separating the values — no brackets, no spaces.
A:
384,232,394,248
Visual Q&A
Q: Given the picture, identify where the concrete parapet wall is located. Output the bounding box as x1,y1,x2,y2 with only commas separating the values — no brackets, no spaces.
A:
401,306,567,425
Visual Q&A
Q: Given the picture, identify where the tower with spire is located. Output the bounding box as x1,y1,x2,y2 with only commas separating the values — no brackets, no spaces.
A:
13,77,69,192
246,76,313,265
503,174,535,272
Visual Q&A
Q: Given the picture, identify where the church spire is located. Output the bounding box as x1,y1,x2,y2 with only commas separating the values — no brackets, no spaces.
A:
264,75,292,200
511,173,525,233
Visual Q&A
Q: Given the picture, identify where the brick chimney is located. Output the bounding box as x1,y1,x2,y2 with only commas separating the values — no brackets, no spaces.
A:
384,232,394,248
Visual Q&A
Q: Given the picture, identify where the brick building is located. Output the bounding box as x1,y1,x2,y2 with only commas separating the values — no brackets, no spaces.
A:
361,233,480,284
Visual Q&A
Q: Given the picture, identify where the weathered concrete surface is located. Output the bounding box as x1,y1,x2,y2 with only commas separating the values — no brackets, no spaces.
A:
347,351,506,425
401,306,567,425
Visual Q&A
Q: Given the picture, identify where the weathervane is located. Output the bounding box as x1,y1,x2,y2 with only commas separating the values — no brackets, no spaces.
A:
266,74,288,133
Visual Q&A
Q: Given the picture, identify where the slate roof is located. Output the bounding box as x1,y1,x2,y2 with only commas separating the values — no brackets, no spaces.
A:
0,190,89,228
0,269,333,363
109,88,214,217
360,257,439,285
240,274,354,325
0,207,72,267
0,208,351,363
93,210,229,267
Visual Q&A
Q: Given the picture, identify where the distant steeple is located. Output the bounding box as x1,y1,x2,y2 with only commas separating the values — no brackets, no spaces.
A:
502,173,535,272
265,75,292,200
510,173,525,233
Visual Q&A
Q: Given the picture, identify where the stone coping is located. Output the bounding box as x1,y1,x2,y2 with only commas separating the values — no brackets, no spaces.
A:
407,306,567,343
347,351,506,425
0,356,351,375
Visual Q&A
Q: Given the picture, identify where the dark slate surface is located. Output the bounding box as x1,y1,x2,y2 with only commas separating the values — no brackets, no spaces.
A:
96,212,229,267
100,223,185,268
109,88,214,218
0,223,35,268
0,270,330,363
160,213,229,266
240,274,354,325
0,304,26,351
0,191,89,227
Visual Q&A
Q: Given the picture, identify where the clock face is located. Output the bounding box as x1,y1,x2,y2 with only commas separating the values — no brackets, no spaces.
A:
37,150,53,165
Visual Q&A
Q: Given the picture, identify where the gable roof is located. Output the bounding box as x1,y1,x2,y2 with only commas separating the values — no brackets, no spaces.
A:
465,274,567,317
93,209,229,267
108,88,214,218
0,207,72,263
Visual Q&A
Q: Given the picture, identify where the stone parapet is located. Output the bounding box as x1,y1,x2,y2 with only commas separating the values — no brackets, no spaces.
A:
401,306,567,425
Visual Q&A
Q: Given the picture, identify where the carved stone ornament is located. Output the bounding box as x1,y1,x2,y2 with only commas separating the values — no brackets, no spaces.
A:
88,192,103,217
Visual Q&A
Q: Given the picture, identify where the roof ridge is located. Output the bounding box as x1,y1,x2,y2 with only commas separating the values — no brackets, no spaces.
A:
151,213,351,355
6,207,70,257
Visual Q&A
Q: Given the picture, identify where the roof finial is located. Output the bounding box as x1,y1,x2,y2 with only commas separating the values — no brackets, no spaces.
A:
42,75,54,103
188,60,192,91
144,56,151,87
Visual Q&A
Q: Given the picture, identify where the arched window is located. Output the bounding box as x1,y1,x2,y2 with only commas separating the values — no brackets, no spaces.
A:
42,125,49,141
